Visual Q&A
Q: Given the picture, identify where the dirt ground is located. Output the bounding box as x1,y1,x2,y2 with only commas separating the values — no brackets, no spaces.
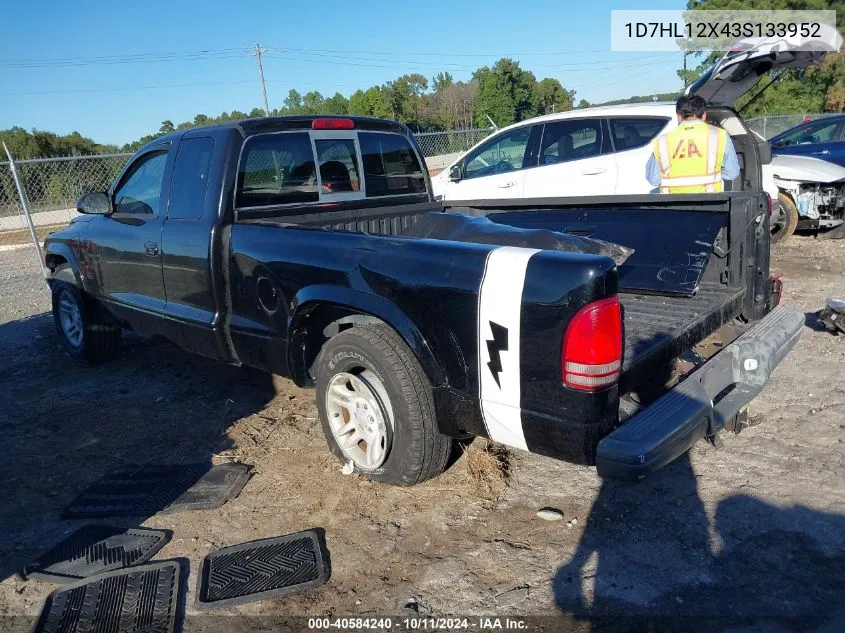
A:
0,236,843,632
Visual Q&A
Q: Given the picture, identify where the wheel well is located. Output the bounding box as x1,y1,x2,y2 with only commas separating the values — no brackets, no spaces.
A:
290,304,387,387
45,253,68,272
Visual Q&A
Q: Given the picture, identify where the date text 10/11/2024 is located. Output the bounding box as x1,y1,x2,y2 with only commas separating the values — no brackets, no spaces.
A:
307,617,529,630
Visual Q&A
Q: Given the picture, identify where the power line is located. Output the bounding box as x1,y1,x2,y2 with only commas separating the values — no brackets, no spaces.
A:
0,79,254,96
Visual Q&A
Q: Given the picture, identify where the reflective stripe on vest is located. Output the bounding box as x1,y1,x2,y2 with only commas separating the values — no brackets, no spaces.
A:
653,121,727,194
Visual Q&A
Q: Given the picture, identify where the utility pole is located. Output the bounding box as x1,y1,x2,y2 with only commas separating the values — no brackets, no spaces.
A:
251,43,271,117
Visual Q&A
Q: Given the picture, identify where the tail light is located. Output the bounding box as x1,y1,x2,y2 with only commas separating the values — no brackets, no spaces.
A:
562,297,623,391
312,118,354,130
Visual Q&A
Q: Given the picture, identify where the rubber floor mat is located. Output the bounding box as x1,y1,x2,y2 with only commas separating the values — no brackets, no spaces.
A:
196,530,330,609
21,525,171,582
33,560,183,633
62,463,251,518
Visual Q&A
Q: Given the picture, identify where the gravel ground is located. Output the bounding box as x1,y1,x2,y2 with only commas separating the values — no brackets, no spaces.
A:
0,237,843,632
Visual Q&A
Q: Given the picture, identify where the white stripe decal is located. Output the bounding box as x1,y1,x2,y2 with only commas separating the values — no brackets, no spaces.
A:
477,245,540,451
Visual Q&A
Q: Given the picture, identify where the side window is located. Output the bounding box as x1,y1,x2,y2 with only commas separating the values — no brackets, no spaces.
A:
113,151,168,215
237,133,317,208
539,119,603,165
314,139,361,194
778,120,840,146
609,117,670,151
463,126,533,179
169,137,214,220
358,132,426,197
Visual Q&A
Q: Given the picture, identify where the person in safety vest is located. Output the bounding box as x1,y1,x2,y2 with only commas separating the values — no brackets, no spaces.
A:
646,95,740,193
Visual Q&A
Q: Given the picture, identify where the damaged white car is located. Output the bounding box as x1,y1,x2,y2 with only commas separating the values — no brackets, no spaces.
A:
761,150,845,243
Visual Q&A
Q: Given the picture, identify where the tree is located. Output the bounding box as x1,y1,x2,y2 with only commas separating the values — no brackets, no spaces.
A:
388,74,429,126
159,120,175,134
472,58,537,127
532,78,575,115
577,99,591,108
283,89,304,112
302,91,325,113
432,71,454,92
248,107,264,118
435,81,478,130
323,92,349,114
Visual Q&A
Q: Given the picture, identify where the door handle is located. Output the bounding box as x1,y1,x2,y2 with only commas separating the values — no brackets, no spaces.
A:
581,167,607,175
497,182,516,188
144,241,159,256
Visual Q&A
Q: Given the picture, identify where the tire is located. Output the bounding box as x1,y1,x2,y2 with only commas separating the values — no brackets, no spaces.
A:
52,281,121,363
772,192,799,243
315,324,452,486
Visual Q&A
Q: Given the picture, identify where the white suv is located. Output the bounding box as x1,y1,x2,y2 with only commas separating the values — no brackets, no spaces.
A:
431,103,675,201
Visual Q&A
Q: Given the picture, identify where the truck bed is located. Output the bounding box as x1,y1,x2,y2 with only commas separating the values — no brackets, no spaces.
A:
620,282,745,373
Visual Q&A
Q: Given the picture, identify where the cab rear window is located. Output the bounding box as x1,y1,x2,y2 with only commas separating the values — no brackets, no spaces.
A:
358,133,426,197
237,133,318,208
236,129,425,208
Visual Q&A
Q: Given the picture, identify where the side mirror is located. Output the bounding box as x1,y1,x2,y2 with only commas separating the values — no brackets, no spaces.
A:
77,191,112,215
448,164,462,182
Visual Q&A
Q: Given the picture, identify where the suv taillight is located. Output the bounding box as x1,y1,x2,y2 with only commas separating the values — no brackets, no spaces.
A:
562,297,623,391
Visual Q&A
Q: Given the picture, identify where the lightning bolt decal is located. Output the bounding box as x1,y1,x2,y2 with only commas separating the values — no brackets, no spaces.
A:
486,321,509,388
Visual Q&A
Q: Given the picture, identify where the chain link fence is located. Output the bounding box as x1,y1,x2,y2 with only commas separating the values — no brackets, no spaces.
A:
0,153,131,231
744,113,840,140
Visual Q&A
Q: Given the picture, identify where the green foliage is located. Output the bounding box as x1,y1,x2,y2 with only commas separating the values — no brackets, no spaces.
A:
0,127,118,159
472,58,539,127
532,78,575,115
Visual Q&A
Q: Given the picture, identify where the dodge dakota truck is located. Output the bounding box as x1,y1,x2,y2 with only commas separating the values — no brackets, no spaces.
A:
43,113,803,485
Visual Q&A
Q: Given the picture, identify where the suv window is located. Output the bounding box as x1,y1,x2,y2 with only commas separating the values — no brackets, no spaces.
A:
114,151,168,215
314,139,361,193
169,137,214,220
358,132,426,197
539,119,603,165
464,126,533,179
609,117,670,151
237,133,318,208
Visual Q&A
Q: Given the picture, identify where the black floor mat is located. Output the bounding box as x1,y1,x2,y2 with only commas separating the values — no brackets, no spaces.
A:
62,463,251,518
21,526,171,582
33,560,183,633
196,530,330,609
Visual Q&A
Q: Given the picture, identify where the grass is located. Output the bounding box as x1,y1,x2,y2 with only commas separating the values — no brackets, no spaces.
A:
0,224,65,247
464,439,511,497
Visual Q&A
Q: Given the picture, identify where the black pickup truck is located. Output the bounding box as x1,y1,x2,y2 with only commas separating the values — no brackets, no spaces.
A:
43,114,803,485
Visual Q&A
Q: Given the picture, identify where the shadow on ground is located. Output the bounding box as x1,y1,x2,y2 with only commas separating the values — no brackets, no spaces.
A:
0,312,277,583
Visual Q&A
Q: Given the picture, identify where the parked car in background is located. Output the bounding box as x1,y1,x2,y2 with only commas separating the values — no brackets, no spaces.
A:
768,114,845,168
431,103,675,200
761,153,845,242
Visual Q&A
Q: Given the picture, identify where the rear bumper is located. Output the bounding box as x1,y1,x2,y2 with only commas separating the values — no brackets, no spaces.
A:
595,305,804,481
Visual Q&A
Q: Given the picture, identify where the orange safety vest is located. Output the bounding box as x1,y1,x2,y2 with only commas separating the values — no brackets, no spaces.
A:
652,120,728,193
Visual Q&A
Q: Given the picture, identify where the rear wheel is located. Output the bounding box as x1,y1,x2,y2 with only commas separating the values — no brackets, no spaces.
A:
315,324,452,486
771,193,799,243
52,281,121,363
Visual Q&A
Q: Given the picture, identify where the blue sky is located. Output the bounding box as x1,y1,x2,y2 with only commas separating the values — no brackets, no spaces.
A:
0,0,686,146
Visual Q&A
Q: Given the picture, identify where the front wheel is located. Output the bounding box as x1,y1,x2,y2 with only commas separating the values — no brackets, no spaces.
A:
772,192,799,243
315,324,452,486
52,281,121,363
